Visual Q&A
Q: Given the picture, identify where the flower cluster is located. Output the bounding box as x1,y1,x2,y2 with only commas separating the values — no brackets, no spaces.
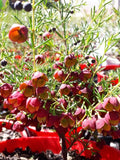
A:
0,53,120,141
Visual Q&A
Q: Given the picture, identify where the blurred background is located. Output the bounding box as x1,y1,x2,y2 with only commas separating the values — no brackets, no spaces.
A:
1,0,120,9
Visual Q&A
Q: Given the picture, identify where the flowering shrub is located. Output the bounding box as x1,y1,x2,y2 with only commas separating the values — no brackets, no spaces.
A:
0,0,120,160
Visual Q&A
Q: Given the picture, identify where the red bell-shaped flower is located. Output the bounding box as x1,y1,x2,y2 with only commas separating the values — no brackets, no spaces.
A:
0,83,13,98
26,97,42,113
9,24,28,43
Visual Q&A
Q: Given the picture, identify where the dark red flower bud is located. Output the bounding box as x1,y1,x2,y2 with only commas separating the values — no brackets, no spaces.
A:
36,86,49,100
12,121,25,132
59,84,71,96
9,24,28,43
0,83,13,98
43,31,52,40
60,113,75,128
103,97,114,111
26,97,42,113
64,54,77,68
79,70,92,82
105,111,120,126
74,108,85,120
19,80,35,97
53,62,63,70
3,99,14,111
32,71,48,87
35,55,45,64
15,111,28,124
37,108,49,124
53,70,67,82
8,91,25,108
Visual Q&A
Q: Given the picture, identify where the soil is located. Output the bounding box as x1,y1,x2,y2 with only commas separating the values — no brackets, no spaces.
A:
0,148,91,160
0,127,22,141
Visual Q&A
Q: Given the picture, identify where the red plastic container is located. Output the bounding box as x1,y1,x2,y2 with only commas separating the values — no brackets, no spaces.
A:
0,136,61,154
23,127,120,160
0,121,120,159
71,140,120,160
0,120,61,154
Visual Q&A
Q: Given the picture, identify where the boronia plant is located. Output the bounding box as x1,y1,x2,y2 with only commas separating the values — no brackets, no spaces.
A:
0,0,120,160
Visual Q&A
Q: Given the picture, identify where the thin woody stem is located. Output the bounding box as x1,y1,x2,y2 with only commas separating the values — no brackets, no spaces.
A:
32,0,36,72
60,134,67,160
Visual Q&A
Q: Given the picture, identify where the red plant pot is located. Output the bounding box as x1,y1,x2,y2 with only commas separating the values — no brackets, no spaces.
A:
97,65,120,85
0,120,61,154
71,140,120,160
0,122,120,159
0,136,61,154
22,127,120,160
